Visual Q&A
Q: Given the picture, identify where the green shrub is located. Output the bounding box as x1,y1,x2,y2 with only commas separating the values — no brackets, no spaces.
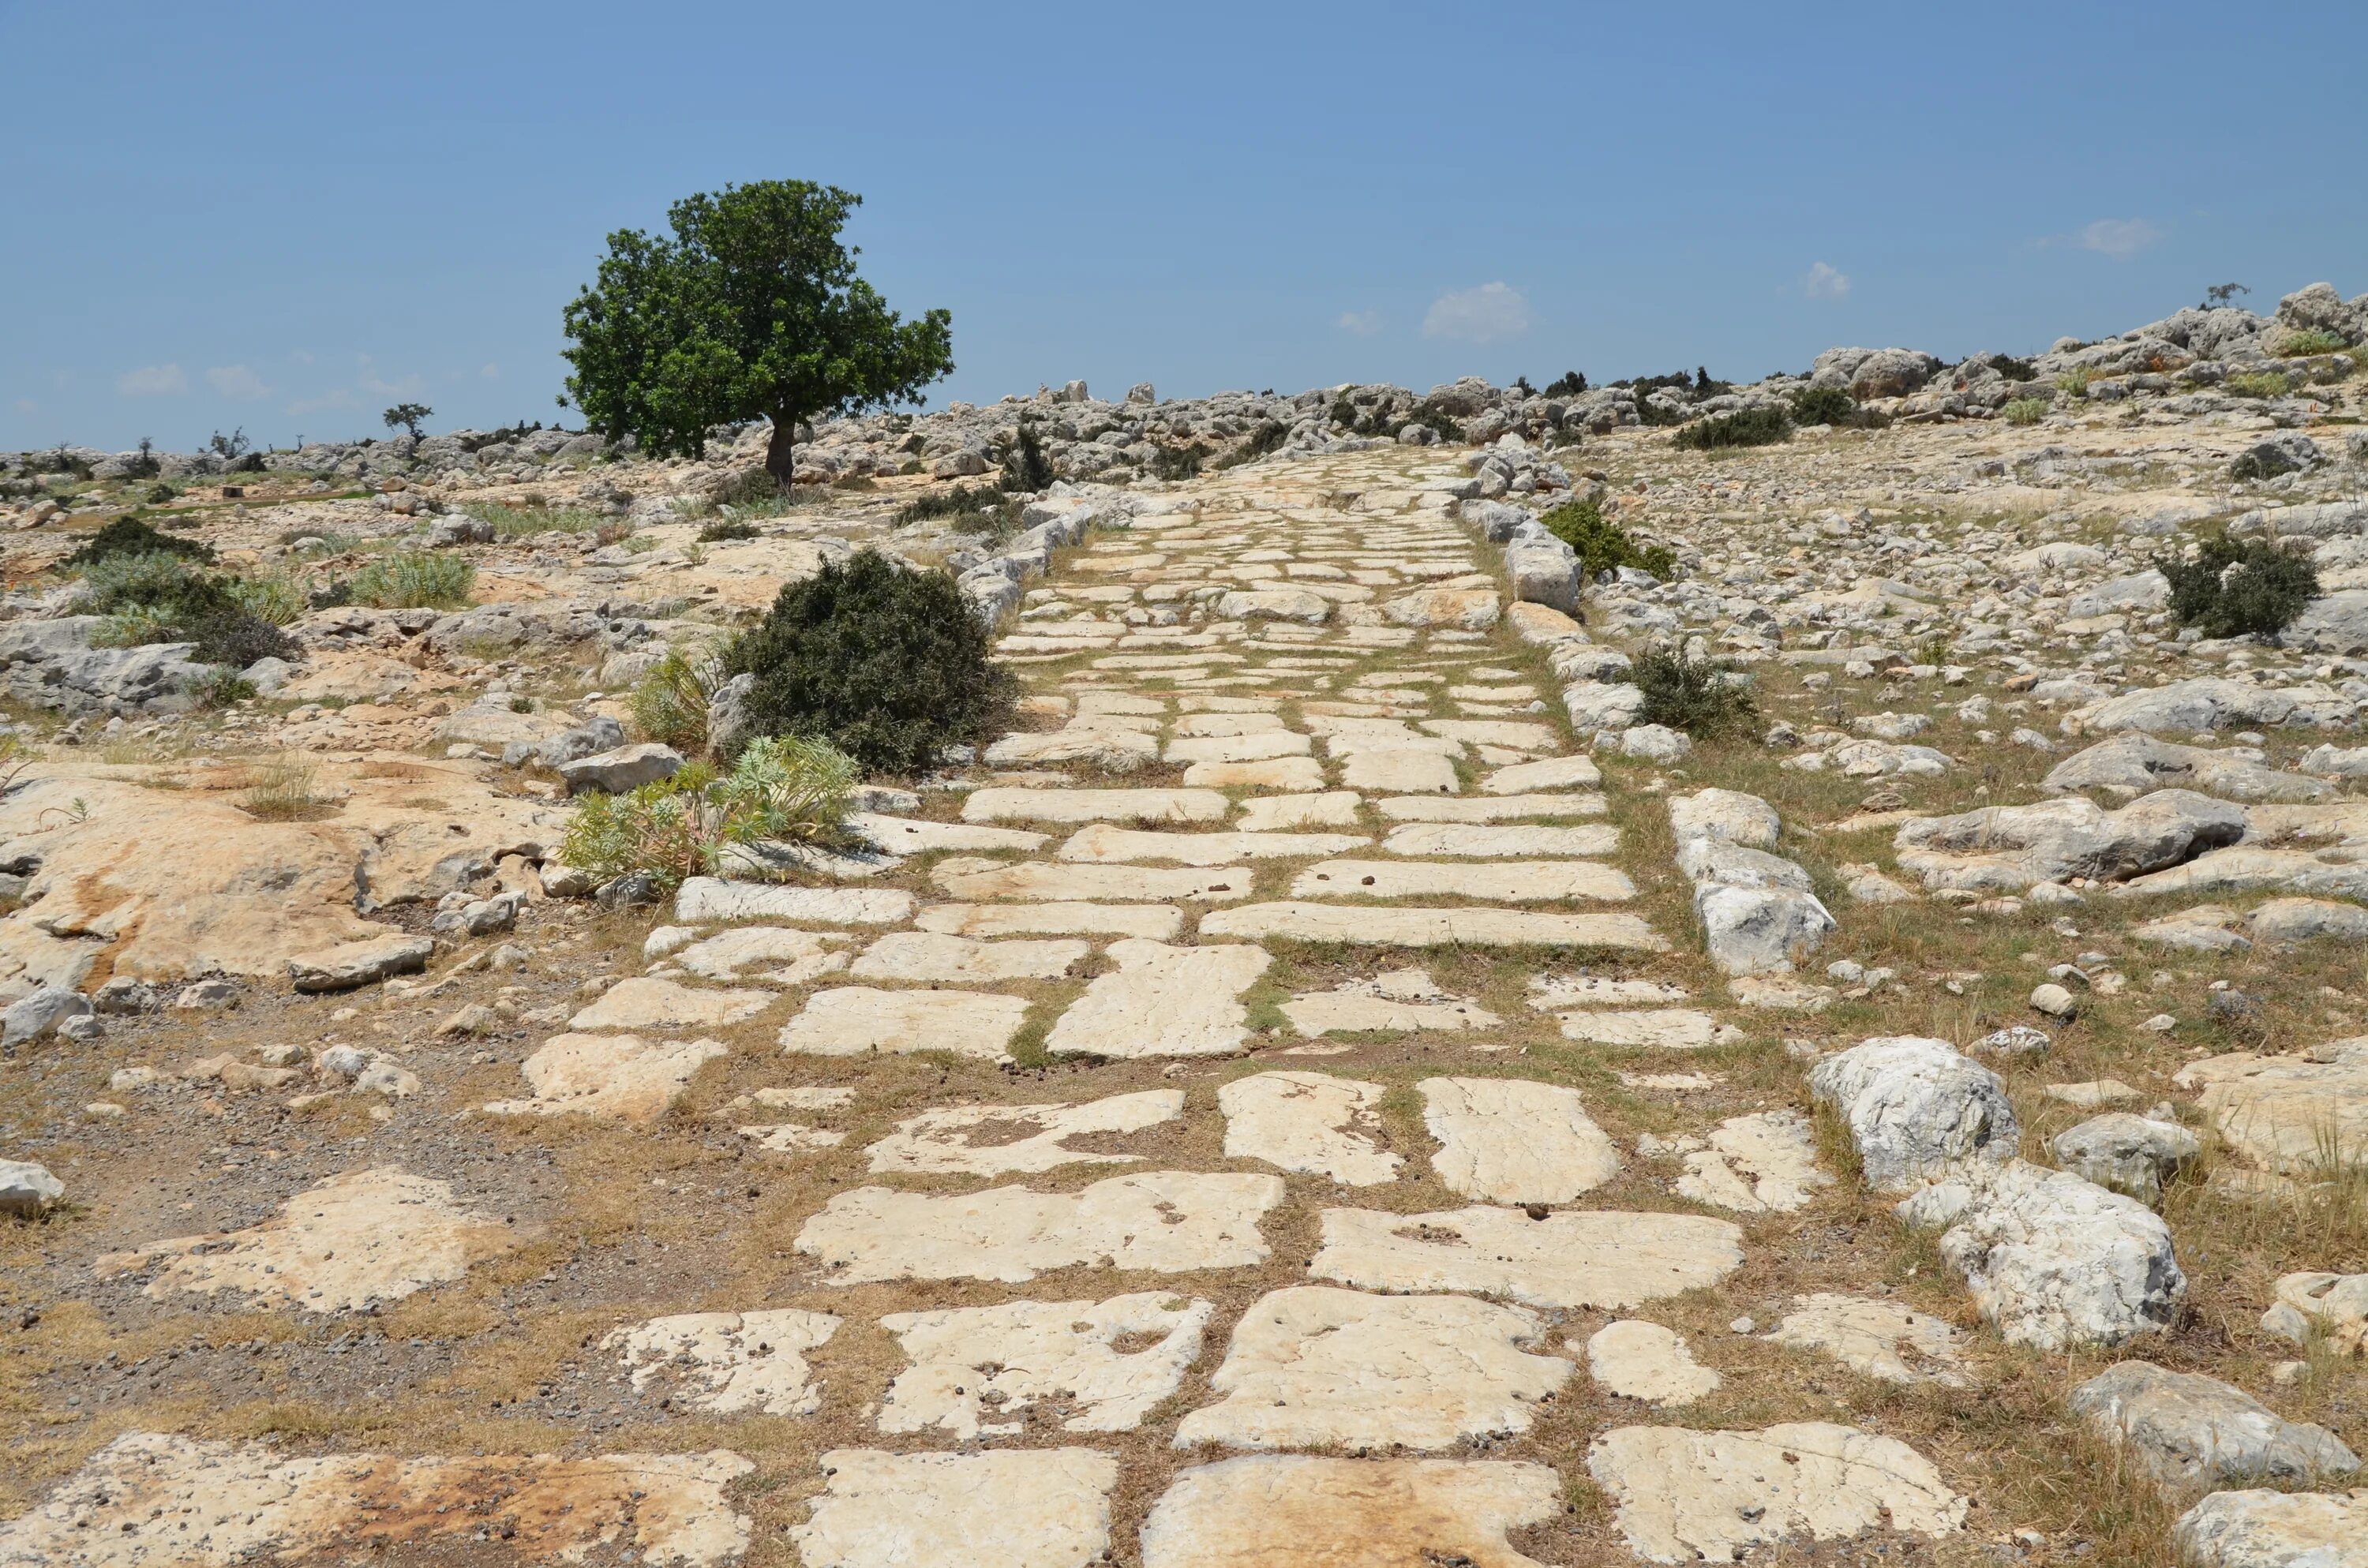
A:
189,668,257,709
1000,419,1055,493
471,500,603,537
63,516,212,571
1789,387,1857,427
558,735,856,891
2277,328,2351,357
696,517,760,542
2225,371,2291,400
727,549,1014,776
222,570,309,627
1673,406,1790,451
2157,534,2320,638
74,552,298,666
1537,498,1677,581
1214,421,1291,469
2002,397,2051,426
1150,443,1208,481
1631,643,1759,738
1986,354,2037,381
630,644,726,752
350,552,475,608
2055,368,2096,399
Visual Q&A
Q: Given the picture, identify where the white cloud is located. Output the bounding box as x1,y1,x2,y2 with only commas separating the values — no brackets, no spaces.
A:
117,363,187,397
1336,311,1381,337
1422,283,1531,344
355,354,424,399
2073,218,2162,260
206,365,271,401
11,398,34,414
1801,261,1852,300
480,361,501,380
285,388,358,417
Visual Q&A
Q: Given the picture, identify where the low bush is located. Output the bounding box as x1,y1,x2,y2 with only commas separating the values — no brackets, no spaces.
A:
2277,328,2351,357
999,419,1055,493
189,668,258,709
1788,387,1857,427
2055,368,2097,399
1537,498,1677,581
75,552,299,666
558,735,856,892
64,515,213,570
2225,371,2291,400
1214,421,1291,469
349,552,475,608
471,500,604,537
727,549,1014,776
1985,354,2037,381
629,644,727,752
222,570,309,627
1631,642,1759,738
2157,534,2319,639
2001,397,2051,426
1673,406,1790,451
1150,443,1209,481
695,517,759,542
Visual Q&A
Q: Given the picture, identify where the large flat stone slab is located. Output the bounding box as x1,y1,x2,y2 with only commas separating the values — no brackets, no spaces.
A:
791,1449,1117,1568
1311,1205,1743,1308
879,1293,1212,1438
1670,1110,1831,1212
866,1090,1184,1176
1339,750,1461,793
934,856,1253,903
1382,822,1621,858
675,877,913,925
605,1308,839,1415
1203,901,1668,952
2175,1488,2368,1568
1220,1071,1400,1185
1183,756,1330,789
1557,1009,1742,1048
1137,1455,1561,1568
1057,825,1369,864
673,926,852,984
1280,971,1500,1035
1482,754,1602,792
1587,1422,1969,1563
849,931,1088,982
796,1172,1285,1283
1238,791,1365,830
1291,858,1632,903
1587,1320,1722,1405
2174,1040,2368,1173
916,901,1183,940
962,788,1228,825
852,812,1049,854
779,987,1030,1061
1377,792,1606,822
96,1167,523,1312
1165,731,1314,764
569,976,774,1033
1766,1293,1973,1386
480,1032,728,1123
1420,1076,1621,1204
1045,939,1272,1059
1174,1286,1571,1450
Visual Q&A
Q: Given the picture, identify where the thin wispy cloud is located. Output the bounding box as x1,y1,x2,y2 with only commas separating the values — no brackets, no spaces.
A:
2067,218,2162,260
10,399,34,415
480,362,501,380
1335,311,1381,337
1422,283,1531,344
1801,261,1851,300
286,387,358,417
117,363,186,396
355,354,425,399
206,365,271,401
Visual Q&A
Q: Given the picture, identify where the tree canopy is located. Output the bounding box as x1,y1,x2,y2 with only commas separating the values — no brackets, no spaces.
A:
560,181,953,485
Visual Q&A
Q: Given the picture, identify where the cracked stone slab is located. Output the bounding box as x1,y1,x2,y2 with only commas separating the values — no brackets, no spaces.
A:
1671,1110,1833,1214
1766,1293,1974,1387
879,1293,1212,1438
569,975,774,1033
1420,1076,1621,1203
1557,1008,1744,1048
849,931,1088,983
1339,749,1461,793
1587,1422,1969,1563
779,987,1030,1061
790,1449,1117,1568
0,1433,754,1568
604,1308,840,1415
1238,791,1365,830
1220,1071,1401,1185
95,1167,525,1313
1528,975,1692,1009
934,856,1253,903
1381,822,1621,858
1202,901,1669,952
915,901,1183,940
1056,825,1369,864
1280,971,1500,1035
1375,791,1606,822
673,926,852,985
1138,1454,1561,1568
1164,732,1315,765
1311,1205,1744,1308
1175,1286,1571,1450
961,787,1228,825
1482,754,1602,793
480,1032,728,1123
1182,757,1331,789
796,1172,1285,1284
674,877,912,925
1291,858,1633,903
866,1089,1185,1176
1586,1320,1722,1405
2173,1041,2368,1173
1046,938,1272,1058
849,812,1049,854
2175,1488,2368,1568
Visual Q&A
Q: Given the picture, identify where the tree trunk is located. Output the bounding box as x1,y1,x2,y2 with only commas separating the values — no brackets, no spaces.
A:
764,414,799,491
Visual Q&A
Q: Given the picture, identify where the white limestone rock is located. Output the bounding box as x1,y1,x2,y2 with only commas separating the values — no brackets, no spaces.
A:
1766,1293,1973,1387
1585,1320,1722,1405
1137,1455,1561,1568
1807,1035,2020,1192
1045,938,1271,1059
1220,1071,1400,1185
879,1293,1212,1438
605,1308,839,1415
1419,1076,1621,1204
1311,1205,1744,1309
866,1089,1185,1176
779,987,1031,1061
791,1449,1117,1568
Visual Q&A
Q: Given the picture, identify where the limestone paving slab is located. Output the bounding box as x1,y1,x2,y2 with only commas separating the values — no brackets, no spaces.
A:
915,900,1183,940
933,856,1253,904
796,1172,1286,1284
849,812,1049,854
1381,822,1621,858
879,1293,1213,1438
1219,1070,1401,1184
569,975,774,1033
1182,756,1329,789
1311,1205,1744,1308
1419,1076,1621,1203
1767,1293,1974,1387
1586,1319,1723,1405
961,788,1228,825
1671,1110,1834,1213
1203,901,1669,952
604,1308,840,1415
791,1448,1117,1568
1482,754,1602,792
865,1089,1185,1176
1237,790,1364,829
1045,938,1272,1059
1557,1008,1744,1048
1055,825,1369,864
1281,972,1500,1035
480,1032,729,1123
673,926,852,985
1291,858,1633,904
1375,792,1606,822
849,931,1088,983
675,878,913,925
1137,1454,1561,1568
778,987,1030,1061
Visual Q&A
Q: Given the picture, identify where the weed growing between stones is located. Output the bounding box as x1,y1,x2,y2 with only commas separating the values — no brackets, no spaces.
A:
2003,396,2051,425
1631,642,1759,738
628,644,729,753
237,759,326,820
2156,533,2318,638
559,734,856,889
1537,497,1677,581
348,551,476,609
2224,370,2291,400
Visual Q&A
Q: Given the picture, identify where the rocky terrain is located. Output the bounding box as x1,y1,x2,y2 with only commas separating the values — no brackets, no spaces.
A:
2,280,2366,1566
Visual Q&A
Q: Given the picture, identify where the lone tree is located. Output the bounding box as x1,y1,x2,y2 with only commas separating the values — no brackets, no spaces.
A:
560,180,953,488
2203,282,2250,309
383,402,433,439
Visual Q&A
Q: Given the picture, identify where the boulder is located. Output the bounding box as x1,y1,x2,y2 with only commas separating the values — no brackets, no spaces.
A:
2044,733,2328,803
1,985,91,1046
1898,1160,2184,1351
2068,677,2355,735
0,1158,63,1216
2065,570,2169,621
1694,885,1835,977
2287,590,2368,656
1894,789,2247,893
556,743,684,795
2175,1488,2368,1568
2050,1113,2198,1205
1564,682,1646,730
535,716,627,768
2071,1361,2357,1493
2260,1271,2368,1356
1669,788,1781,851
288,934,435,994
1808,1036,2019,1192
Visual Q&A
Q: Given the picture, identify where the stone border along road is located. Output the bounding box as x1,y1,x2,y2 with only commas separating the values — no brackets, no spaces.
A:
10,446,2153,1566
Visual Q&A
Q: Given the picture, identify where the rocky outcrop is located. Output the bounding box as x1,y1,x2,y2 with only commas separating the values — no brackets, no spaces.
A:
2073,1361,2357,1494
1894,789,2247,893
1808,1036,2019,1192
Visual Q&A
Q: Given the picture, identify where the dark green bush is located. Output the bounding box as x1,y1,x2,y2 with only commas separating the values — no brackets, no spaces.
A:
1151,443,1209,481
697,517,760,542
1789,387,1857,427
1632,643,1759,737
2157,535,2320,639
64,516,214,570
1537,498,1677,581
1215,421,1291,469
1543,370,1589,397
1673,406,1791,451
728,550,1015,776
999,419,1055,493
1986,354,2037,382
77,552,299,666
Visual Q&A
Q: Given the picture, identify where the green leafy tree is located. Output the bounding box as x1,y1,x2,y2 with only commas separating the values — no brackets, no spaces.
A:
561,180,954,488
383,402,433,439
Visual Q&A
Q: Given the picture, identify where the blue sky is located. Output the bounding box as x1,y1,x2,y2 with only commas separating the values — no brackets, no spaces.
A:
6,0,2363,453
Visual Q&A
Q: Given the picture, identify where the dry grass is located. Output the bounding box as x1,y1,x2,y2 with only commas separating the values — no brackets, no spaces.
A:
235,758,333,821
